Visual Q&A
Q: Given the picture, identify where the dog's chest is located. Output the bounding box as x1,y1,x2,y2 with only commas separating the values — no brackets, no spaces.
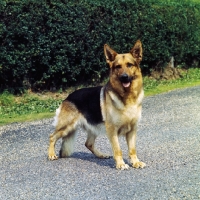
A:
101,88,143,127
111,103,140,123
107,93,141,121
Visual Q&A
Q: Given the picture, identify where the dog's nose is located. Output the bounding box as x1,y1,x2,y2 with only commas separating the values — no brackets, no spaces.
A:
120,73,129,82
121,73,128,79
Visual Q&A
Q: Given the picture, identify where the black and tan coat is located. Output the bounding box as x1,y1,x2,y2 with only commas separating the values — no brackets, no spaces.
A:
48,40,146,170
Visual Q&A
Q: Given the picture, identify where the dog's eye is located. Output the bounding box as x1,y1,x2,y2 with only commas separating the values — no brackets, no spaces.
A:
115,65,121,69
127,63,133,68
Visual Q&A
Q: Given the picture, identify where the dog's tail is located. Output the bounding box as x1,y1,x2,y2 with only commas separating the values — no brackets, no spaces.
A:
52,106,61,127
59,131,77,158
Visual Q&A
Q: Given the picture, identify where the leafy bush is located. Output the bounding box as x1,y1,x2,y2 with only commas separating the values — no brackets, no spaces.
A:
0,90,15,106
0,0,200,91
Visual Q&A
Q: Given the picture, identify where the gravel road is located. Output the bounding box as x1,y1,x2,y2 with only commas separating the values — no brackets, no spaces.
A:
0,86,200,200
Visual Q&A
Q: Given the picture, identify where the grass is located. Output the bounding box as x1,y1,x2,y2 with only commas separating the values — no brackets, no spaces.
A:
0,92,62,126
144,68,200,96
0,68,200,126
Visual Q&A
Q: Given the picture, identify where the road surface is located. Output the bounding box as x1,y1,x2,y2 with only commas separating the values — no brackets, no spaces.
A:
0,86,200,200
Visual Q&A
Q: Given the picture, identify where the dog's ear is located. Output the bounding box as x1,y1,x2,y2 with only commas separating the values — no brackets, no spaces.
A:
104,44,118,65
130,40,143,64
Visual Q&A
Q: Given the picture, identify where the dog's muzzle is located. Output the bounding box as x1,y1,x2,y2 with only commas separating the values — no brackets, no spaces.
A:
119,73,133,88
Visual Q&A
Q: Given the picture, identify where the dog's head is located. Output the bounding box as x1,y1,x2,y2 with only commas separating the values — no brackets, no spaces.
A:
104,40,143,91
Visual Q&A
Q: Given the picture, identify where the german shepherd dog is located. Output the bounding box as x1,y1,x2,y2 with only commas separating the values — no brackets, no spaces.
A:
48,40,146,170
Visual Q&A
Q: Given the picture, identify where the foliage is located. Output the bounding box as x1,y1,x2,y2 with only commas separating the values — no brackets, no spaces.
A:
0,90,15,106
0,0,200,91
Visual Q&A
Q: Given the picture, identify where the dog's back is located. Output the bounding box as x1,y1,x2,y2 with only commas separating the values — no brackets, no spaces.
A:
66,86,103,125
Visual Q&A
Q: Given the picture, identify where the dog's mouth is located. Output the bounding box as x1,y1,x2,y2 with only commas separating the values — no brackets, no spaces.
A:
119,74,133,88
122,82,131,88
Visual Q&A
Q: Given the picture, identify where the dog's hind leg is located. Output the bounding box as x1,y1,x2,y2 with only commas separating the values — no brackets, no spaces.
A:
48,129,65,160
48,101,80,160
48,126,76,160
85,132,110,159
60,131,76,158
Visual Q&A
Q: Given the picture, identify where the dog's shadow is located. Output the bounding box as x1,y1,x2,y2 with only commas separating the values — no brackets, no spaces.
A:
68,152,129,169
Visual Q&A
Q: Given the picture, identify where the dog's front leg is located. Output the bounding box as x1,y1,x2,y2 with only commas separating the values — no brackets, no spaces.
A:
126,126,146,168
106,124,129,170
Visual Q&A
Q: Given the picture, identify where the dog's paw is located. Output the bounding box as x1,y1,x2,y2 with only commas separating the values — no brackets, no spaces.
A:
132,161,146,169
99,154,110,159
93,150,110,159
48,154,58,160
116,163,130,170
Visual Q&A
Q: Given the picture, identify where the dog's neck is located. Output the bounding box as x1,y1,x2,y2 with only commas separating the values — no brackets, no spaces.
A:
106,78,143,105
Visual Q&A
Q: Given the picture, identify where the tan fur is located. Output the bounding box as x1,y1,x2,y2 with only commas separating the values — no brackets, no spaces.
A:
102,40,145,169
48,40,146,170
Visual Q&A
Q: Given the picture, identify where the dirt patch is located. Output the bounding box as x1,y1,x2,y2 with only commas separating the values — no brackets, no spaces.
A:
150,57,184,80
150,66,184,80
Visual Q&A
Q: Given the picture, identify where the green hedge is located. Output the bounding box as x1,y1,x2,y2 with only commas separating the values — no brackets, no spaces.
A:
0,0,200,91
